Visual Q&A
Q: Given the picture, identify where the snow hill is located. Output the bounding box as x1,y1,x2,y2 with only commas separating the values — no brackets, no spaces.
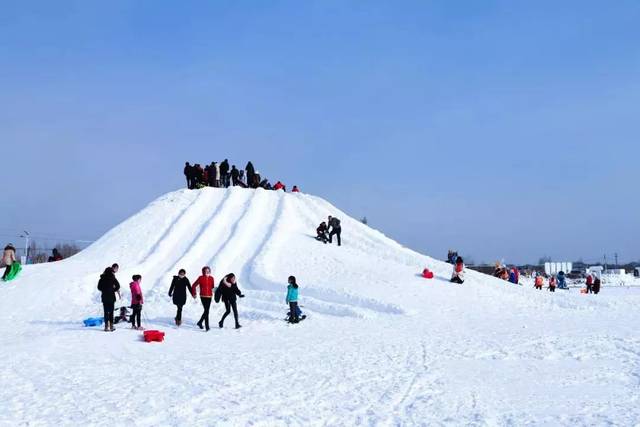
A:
1,187,639,426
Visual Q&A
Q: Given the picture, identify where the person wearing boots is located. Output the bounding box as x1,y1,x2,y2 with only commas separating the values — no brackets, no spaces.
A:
97,266,121,332
169,269,194,326
215,273,245,329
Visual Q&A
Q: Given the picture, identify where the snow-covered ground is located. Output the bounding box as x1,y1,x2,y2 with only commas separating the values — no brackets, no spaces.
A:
1,187,639,426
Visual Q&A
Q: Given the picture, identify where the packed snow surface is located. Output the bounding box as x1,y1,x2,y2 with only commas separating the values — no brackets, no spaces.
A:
1,187,639,426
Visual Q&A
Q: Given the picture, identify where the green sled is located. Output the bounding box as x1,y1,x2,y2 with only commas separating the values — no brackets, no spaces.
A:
2,262,22,282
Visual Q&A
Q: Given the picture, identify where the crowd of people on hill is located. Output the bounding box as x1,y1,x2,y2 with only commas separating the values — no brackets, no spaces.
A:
95,263,304,332
183,160,300,193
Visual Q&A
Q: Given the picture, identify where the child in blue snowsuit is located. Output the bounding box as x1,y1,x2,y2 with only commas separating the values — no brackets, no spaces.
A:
286,276,300,323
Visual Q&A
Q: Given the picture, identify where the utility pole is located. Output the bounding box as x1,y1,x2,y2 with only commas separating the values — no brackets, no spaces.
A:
604,254,607,272
19,231,30,264
614,253,618,267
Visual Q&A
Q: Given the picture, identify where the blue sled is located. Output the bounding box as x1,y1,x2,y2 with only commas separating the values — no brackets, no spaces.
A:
83,317,104,327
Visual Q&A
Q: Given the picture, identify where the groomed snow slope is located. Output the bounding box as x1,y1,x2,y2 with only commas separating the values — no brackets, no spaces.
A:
1,187,639,426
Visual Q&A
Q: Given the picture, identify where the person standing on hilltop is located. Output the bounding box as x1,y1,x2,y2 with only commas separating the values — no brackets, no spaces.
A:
213,162,221,187
327,215,342,246
220,159,230,187
208,162,218,187
245,161,255,188
184,162,193,189
231,165,240,186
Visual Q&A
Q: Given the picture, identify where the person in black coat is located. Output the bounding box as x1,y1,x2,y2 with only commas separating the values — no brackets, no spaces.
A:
327,216,342,246
230,165,240,186
245,161,255,188
184,162,193,189
168,269,194,326
220,159,230,187
215,273,245,329
97,267,121,331
593,276,601,295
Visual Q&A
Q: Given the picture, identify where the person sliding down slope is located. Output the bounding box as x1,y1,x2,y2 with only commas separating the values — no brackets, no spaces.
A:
215,273,245,329
168,269,194,326
2,244,16,280
97,267,121,332
192,266,215,331
450,257,465,284
286,276,300,323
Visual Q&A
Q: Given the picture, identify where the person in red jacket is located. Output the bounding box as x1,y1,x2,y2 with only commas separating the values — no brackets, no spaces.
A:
292,186,300,193
273,181,286,191
192,266,215,331
586,274,594,294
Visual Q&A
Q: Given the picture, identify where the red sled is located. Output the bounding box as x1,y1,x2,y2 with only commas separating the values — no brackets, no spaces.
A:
143,330,165,343
422,269,434,279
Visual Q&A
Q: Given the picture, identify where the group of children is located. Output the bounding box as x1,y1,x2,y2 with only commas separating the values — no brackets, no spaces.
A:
96,263,304,332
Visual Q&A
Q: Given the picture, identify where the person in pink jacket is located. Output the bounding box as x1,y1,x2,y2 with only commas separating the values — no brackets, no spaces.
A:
130,275,144,330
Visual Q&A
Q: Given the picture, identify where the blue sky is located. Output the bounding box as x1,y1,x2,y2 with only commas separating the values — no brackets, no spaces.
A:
1,0,638,264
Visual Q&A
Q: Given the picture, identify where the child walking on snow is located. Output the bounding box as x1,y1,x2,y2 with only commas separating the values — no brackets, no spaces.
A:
130,275,144,330
548,275,557,292
534,275,544,290
286,276,300,323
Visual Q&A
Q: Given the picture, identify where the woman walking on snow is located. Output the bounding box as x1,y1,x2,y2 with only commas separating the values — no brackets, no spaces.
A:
192,266,215,331
129,275,144,330
450,257,465,284
286,276,300,323
548,275,557,292
97,266,121,332
215,273,245,329
168,269,194,326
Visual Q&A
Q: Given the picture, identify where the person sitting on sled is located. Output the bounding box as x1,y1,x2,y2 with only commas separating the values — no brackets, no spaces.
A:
450,257,465,284
2,244,16,280
113,306,130,324
286,276,300,323
316,222,329,243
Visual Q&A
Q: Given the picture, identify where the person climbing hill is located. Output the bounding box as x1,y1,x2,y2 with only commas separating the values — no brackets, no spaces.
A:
192,266,215,331
129,275,144,330
286,276,300,324
215,273,245,329
327,216,342,246
97,266,121,332
450,256,465,284
169,269,194,326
